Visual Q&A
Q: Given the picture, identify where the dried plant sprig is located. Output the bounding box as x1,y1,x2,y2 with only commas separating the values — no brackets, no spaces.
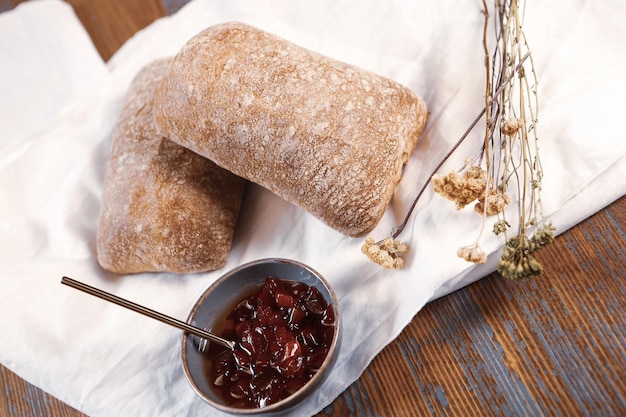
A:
458,244,488,264
486,0,553,279
497,222,554,279
362,237,409,269
363,0,553,278
361,51,531,270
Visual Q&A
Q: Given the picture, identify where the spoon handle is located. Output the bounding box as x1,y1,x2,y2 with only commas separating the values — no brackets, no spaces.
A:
61,276,234,350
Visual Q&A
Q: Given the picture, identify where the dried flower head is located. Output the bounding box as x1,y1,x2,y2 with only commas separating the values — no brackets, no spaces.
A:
475,189,511,216
457,244,487,264
432,166,487,210
493,219,510,235
362,237,408,269
501,117,524,136
498,236,543,279
533,223,556,246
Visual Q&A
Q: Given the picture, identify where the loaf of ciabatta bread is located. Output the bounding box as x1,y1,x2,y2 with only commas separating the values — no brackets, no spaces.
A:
97,58,246,274
154,22,427,237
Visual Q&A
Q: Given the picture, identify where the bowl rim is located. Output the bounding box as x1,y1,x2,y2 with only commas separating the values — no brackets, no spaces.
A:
181,257,341,415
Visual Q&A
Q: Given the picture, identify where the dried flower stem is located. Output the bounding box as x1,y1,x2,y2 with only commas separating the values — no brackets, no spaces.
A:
385,52,529,243
365,0,554,276
486,0,554,279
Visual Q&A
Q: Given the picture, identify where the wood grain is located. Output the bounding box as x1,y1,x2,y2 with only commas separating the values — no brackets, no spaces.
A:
1,1,625,416
68,0,166,61
317,196,625,417
2,197,623,416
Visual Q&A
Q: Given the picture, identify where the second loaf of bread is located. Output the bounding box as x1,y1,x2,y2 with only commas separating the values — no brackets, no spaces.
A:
154,22,428,237
97,58,246,274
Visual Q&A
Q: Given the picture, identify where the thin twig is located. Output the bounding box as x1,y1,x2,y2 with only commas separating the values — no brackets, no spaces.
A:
387,52,530,241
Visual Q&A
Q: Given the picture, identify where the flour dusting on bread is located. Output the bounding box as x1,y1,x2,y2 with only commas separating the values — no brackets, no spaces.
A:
97,58,245,274
154,22,427,236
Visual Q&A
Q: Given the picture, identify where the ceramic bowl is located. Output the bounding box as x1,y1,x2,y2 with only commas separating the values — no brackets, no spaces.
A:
182,258,341,415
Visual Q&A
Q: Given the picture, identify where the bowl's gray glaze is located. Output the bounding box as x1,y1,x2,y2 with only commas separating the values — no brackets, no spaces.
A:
182,258,340,415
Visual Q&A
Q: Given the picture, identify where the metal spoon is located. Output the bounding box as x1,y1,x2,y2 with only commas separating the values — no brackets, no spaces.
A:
60,276,235,350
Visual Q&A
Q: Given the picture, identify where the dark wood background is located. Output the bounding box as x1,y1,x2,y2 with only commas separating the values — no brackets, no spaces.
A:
2,1,625,416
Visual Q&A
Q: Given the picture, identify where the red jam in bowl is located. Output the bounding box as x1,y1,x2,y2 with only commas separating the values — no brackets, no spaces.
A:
206,276,336,408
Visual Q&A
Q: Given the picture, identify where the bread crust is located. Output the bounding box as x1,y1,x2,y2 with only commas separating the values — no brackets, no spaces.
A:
97,58,245,274
154,22,427,237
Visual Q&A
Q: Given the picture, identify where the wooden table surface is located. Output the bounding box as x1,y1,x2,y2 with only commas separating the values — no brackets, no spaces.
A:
2,1,625,416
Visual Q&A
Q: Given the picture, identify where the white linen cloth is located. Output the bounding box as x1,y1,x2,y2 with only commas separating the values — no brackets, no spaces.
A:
1,0,624,416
